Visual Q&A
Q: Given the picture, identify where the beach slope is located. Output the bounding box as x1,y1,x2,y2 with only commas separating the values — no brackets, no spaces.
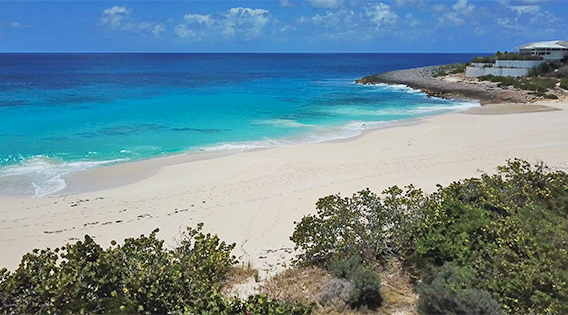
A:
1,99,568,276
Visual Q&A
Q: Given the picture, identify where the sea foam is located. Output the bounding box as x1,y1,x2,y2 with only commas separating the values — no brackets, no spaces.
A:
0,156,126,197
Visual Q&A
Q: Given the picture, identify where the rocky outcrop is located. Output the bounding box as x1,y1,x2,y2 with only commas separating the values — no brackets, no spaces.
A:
356,66,539,105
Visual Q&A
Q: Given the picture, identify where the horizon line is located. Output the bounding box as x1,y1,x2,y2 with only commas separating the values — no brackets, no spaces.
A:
0,51,492,54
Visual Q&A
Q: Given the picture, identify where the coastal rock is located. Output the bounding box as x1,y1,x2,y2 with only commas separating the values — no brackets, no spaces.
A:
356,66,539,105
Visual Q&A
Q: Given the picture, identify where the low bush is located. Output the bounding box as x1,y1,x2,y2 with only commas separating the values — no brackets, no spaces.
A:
528,62,553,77
417,263,502,315
560,78,568,90
317,278,353,307
471,52,542,63
0,224,314,315
228,294,314,315
329,257,383,309
478,75,558,94
495,52,542,61
292,159,568,314
554,66,568,78
291,187,422,266
470,56,495,63
432,63,467,77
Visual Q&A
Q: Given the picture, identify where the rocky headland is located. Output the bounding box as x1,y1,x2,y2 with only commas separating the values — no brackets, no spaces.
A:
356,66,545,105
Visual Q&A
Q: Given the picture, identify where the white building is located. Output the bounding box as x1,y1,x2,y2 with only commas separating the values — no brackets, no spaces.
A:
465,59,544,77
516,40,568,61
465,40,567,77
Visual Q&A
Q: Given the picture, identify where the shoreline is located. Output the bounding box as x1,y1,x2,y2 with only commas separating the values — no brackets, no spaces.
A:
355,65,561,105
2,64,567,278
57,100,558,196
58,112,447,195
1,96,567,276
0,91,480,198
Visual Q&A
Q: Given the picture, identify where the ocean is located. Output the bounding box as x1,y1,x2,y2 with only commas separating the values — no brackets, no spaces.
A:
0,53,480,197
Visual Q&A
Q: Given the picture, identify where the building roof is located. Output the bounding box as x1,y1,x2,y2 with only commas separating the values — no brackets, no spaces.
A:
516,40,568,50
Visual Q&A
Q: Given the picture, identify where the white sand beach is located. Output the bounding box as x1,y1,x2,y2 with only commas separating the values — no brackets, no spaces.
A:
2,101,568,277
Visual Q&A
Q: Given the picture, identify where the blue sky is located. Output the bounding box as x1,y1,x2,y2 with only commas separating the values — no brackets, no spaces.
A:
0,0,566,53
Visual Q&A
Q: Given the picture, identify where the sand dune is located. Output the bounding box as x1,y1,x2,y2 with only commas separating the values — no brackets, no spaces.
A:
2,101,568,277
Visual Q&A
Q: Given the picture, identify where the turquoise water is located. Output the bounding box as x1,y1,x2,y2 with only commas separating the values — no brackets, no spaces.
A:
0,53,480,196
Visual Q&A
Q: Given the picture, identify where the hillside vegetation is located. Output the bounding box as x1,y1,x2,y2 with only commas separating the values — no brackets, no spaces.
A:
2,159,568,314
291,159,568,314
0,224,313,315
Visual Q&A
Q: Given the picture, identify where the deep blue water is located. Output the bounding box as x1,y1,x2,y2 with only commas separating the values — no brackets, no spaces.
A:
0,53,480,196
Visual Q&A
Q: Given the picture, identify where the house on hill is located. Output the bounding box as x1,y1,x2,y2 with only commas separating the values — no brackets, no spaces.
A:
466,40,567,78
517,40,568,61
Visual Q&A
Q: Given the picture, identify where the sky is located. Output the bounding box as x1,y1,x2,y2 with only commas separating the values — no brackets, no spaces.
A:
0,0,567,53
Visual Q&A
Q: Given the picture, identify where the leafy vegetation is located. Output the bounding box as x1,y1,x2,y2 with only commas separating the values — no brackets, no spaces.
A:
432,63,467,77
471,52,543,64
560,78,568,90
495,51,543,61
478,74,558,97
4,159,568,314
330,257,382,309
291,159,568,314
417,263,501,315
470,56,495,63
0,224,314,315
528,61,568,79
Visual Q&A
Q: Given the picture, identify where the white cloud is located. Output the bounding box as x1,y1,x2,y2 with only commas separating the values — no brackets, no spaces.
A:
474,26,487,36
442,12,464,25
174,24,197,39
183,14,215,27
432,4,448,12
438,0,474,25
365,3,399,28
509,5,540,15
497,4,559,35
223,7,272,36
453,0,475,15
152,24,166,37
10,22,21,28
392,0,426,9
497,17,520,30
309,0,344,9
297,16,309,24
312,12,338,27
100,6,165,38
174,7,274,41
100,6,130,30
279,0,295,7
404,13,421,28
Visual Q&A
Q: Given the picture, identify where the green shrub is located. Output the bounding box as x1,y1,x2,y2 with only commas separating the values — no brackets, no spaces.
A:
226,294,314,315
292,159,568,314
432,63,467,77
560,78,568,89
348,264,382,309
317,278,353,306
329,257,382,309
471,56,495,63
417,263,502,315
478,75,558,93
471,52,542,63
495,52,542,61
291,187,424,266
554,66,568,78
0,224,314,315
528,62,552,77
